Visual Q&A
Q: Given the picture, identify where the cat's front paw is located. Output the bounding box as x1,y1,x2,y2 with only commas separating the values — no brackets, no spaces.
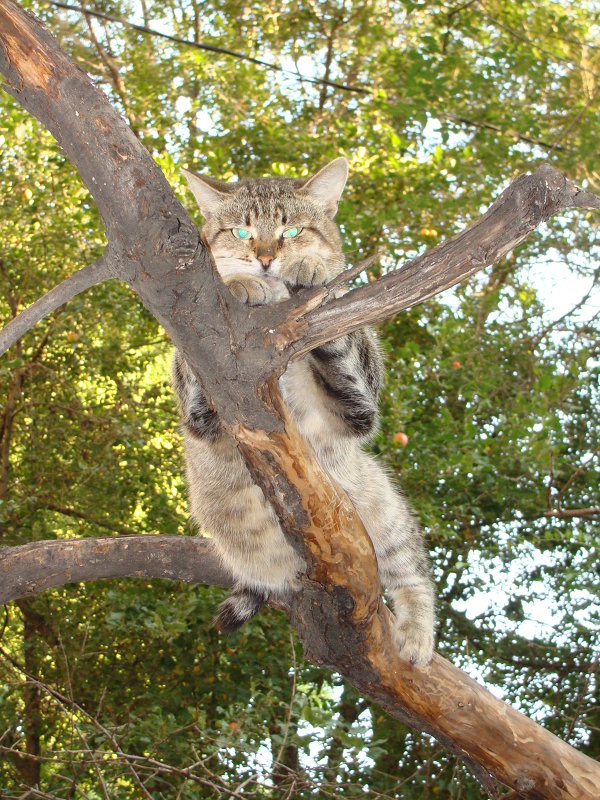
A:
393,618,434,666
224,274,273,305
280,254,328,287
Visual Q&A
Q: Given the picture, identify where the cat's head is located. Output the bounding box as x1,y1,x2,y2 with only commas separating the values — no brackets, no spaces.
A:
182,158,348,282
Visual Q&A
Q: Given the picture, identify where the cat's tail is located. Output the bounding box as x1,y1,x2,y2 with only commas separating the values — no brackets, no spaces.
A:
214,587,268,632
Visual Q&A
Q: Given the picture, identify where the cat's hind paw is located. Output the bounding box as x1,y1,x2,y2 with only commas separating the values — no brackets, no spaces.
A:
280,254,328,287
214,588,268,632
393,619,434,666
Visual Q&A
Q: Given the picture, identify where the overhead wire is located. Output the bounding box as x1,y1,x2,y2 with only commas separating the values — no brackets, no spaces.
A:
44,0,587,154
47,0,369,95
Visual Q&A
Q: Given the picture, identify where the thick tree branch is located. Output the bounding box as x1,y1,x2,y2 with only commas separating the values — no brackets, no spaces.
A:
264,165,600,359
0,258,113,356
2,2,600,797
233,379,600,800
0,535,232,603
0,0,275,430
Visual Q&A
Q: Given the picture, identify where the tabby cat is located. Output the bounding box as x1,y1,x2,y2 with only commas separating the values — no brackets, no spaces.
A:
172,158,435,665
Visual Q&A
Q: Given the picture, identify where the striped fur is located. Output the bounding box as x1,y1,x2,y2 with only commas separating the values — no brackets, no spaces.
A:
172,159,435,664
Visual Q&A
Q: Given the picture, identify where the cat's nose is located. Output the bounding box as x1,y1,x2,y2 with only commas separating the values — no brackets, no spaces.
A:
258,254,274,270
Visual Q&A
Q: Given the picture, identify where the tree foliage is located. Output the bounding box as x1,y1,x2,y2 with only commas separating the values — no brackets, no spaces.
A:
1,0,599,796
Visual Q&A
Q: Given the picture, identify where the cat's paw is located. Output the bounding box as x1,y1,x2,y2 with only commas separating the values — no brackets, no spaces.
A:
214,588,268,632
393,618,434,666
224,274,273,305
263,276,291,302
280,255,328,287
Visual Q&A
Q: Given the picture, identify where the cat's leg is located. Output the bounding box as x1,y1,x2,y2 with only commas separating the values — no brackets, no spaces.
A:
308,330,383,437
375,510,435,666
172,351,220,440
341,458,435,666
183,434,303,629
280,256,385,438
307,328,434,662
172,352,302,631
215,586,269,632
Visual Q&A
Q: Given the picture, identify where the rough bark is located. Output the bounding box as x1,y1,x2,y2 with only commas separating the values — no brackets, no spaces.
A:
283,164,600,358
1,1,600,797
0,536,232,604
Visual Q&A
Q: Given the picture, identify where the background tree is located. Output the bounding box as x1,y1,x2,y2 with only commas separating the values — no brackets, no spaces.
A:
1,0,599,797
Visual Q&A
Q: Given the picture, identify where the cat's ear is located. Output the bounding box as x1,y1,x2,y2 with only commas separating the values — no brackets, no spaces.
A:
181,168,233,217
299,157,348,217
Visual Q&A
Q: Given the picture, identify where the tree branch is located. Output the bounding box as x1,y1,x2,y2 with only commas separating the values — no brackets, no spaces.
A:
0,258,114,356
2,532,600,799
544,507,600,519
265,164,600,359
0,535,232,604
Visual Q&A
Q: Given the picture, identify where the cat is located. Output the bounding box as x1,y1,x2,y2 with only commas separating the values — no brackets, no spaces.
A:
172,157,435,665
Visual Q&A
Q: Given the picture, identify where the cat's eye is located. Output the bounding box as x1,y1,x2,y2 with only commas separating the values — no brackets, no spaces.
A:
232,228,253,240
282,227,303,239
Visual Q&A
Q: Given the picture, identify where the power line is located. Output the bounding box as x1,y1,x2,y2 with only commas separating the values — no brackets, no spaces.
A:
45,0,575,154
442,113,568,153
47,0,369,95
